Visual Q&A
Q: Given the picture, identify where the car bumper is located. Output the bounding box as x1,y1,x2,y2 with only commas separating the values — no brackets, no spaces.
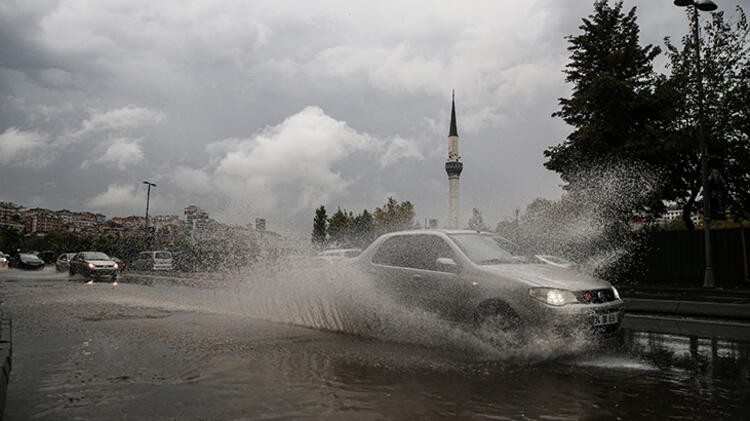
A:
527,300,625,335
83,269,118,278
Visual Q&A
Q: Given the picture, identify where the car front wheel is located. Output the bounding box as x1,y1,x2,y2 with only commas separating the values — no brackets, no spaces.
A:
473,301,523,347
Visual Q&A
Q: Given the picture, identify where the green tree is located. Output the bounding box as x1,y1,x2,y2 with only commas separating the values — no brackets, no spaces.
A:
311,205,328,248
373,197,416,235
467,208,489,231
327,208,352,247
544,1,666,216
663,7,750,225
351,209,375,248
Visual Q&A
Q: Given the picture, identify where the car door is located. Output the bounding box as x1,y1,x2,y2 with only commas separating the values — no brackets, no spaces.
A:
71,253,83,273
370,235,421,308
399,234,468,320
370,234,465,319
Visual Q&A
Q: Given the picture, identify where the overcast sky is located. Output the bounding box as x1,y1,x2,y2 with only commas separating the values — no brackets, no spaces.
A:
2,0,749,234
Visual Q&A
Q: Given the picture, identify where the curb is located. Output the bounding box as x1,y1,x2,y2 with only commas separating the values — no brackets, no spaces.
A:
624,298,750,321
623,313,750,342
0,313,11,421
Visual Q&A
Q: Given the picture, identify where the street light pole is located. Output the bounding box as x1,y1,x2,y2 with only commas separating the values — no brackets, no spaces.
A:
143,181,157,248
674,0,718,288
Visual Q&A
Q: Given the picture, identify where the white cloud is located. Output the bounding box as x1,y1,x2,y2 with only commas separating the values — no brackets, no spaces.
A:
73,105,164,137
85,183,143,212
380,136,423,168
172,166,214,194
196,106,420,217
0,127,51,167
94,138,144,170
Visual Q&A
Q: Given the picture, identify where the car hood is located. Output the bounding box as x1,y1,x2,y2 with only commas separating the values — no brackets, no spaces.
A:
86,259,117,265
478,264,612,291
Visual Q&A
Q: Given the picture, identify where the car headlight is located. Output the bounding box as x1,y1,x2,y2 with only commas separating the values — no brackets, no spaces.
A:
113,263,119,269
529,288,578,306
88,262,94,269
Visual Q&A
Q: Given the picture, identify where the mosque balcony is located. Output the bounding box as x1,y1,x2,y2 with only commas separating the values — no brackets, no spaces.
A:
445,161,463,176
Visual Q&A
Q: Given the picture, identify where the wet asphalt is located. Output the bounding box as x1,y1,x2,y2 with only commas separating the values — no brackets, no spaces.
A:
1,268,749,420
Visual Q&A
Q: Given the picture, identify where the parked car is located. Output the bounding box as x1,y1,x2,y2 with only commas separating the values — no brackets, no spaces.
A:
130,250,173,271
8,253,45,270
69,251,119,280
317,248,362,261
37,250,58,264
0,252,8,267
55,253,77,271
338,230,624,338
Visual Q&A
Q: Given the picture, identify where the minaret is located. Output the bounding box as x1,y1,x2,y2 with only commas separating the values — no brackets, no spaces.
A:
445,91,463,229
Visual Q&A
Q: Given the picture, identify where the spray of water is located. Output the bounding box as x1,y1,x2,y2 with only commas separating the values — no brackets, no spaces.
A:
498,160,662,280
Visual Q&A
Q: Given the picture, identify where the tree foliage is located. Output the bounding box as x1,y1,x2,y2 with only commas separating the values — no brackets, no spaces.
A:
312,197,414,249
373,197,416,236
545,1,750,228
311,205,328,248
662,6,750,224
467,207,489,231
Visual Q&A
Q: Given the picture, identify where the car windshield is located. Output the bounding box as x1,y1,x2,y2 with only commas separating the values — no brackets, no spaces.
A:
155,252,171,259
449,233,577,266
83,252,110,260
20,253,40,260
448,234,520,264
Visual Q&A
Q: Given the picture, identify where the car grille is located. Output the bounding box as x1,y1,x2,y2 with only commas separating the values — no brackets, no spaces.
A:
574,288,616,304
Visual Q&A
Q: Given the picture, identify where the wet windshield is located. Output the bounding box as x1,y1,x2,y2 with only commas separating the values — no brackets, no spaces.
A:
83,252,110,260
448,233,575,266
448,234,521,265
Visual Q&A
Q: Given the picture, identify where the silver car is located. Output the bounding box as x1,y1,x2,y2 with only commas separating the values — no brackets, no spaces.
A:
55,253,77,271
342,230,624,336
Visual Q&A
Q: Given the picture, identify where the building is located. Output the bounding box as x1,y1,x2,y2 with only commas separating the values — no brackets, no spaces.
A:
24,208,62,234
444,91,463,228
0,202,25,232
184,205,209,231
656,205,700,226
55,209,74,228
72,212,99,233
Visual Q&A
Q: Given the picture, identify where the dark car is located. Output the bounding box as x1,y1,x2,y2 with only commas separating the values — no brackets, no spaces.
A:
69,251,119,280
338,230,624,339
8,253,45,270
37,250,58,264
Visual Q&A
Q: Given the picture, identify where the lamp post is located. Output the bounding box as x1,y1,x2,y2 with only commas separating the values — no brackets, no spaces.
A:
143,180,157,248
674,0,718,288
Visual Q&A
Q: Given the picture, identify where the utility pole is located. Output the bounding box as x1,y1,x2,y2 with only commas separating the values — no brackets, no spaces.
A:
673,0,718,287
143,181,157,249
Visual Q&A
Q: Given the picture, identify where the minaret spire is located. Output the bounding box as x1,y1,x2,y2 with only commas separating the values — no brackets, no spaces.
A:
445,90,463,228
449,90,458,137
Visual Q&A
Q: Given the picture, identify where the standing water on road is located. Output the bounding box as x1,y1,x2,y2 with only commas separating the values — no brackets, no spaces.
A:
1,271,749,419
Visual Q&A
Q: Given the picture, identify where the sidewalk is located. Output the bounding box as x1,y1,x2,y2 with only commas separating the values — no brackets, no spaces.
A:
618,285,750,342
618,286,750,320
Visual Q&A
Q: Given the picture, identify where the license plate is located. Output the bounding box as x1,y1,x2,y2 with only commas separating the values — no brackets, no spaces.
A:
591,313,618,327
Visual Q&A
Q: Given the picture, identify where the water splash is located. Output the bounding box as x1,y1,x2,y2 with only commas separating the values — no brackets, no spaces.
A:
498,160,662,280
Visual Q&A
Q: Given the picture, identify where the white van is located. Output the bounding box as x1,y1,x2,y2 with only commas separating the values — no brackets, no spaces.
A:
132,250,173,271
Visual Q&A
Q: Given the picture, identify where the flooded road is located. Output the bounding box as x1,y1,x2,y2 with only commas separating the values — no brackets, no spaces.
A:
1,268,749,420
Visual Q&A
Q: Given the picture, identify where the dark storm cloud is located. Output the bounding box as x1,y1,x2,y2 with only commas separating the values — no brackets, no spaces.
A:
1,0,748,232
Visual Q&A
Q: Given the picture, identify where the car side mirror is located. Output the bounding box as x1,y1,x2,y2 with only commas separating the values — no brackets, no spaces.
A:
436,257,458,272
